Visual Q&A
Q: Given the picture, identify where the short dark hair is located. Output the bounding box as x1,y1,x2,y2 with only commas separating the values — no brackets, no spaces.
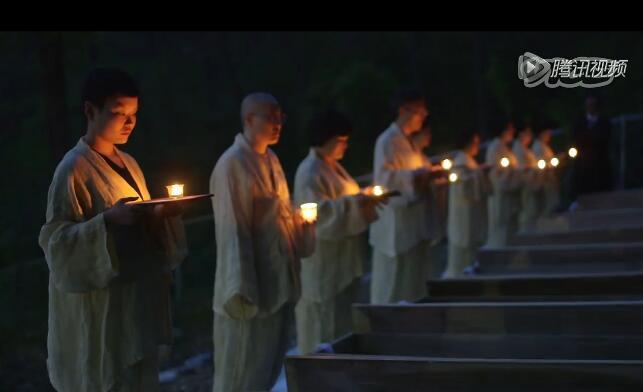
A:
491,115,515,137
82,67,139,109
517,119,533,133
309,108,353,147
536,118,557,134
456,131,480,149
390,87,426,113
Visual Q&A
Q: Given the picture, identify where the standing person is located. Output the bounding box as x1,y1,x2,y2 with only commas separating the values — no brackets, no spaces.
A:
444,132,490,277
210,92,314,391
369,88,444,304
293,108,384,354
39,68,187,392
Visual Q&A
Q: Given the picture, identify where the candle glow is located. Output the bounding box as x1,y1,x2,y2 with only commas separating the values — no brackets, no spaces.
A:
550,157,560,167
500,157,510,168
448,172,458,183
166,184,184,198
568,147,578,158
441,159,453,171
373,185,385,197
300,202,318,223
537,159,546,170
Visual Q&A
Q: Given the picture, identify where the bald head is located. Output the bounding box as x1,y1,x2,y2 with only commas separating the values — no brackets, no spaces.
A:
241,92,280,123
240,92,284,150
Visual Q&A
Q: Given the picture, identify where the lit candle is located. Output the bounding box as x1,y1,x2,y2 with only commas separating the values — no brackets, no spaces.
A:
441,159,453,171
568,147,578,158
448,172,458,183
500,157,510,168
166,184,184,198
300,202,318,223
550,157,560,167
373,185,385,197
537,159,546,170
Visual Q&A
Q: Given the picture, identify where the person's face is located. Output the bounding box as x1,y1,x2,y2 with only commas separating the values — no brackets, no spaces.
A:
85,95,138,145
519,128,533,146
399,101,429,132
501,123,516,144
245,103,285,145
540,129,552,144
322,135,350,161
414,128,432,150
467,134,481,157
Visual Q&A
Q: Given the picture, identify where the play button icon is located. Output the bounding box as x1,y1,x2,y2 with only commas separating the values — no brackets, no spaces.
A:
518,52,552,87
526,61,536,74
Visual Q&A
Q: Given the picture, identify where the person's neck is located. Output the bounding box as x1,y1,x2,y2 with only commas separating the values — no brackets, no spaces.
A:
243,130,269,155
85,132,115,157
313,147,335,165
395,118,415,136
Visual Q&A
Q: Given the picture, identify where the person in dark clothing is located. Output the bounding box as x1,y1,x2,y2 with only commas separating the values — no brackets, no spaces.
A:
570,95,613,200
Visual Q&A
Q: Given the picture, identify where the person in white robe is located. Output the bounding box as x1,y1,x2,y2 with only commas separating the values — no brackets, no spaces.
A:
293,109,384,354
513,124,545,232
38,68,187,392
444,132,491,277
484,119,523,247
532,126,561,217
210,93,315,392
369,89,445,304
410,121,449,245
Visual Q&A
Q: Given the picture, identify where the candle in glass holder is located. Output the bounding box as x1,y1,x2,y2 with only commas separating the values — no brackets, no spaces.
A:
550,157,560,167
500,157,510,168
441,159,453,171
568,147,578,158
372,185,385,197
300,203,318,223
448,172,458,183
537,159,546,170
166,184,184,198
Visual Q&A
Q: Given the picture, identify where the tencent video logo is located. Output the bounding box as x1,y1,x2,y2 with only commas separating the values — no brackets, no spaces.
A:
518,52,628,88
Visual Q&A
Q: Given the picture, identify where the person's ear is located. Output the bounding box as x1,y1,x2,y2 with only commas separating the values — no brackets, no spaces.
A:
84,101,96,122
243,114,253,130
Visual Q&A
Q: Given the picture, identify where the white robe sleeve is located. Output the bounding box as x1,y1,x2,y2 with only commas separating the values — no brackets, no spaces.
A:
486,145,523,192
489,167,523,192
291,206,317,258
297,177,368,241
374,141,417,196
38,170,119,293
454,168,488,202
522,169,545,191
212,162,260,320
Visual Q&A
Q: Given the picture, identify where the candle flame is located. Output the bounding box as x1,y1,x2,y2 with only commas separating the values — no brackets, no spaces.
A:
166,184,184,198
441,159,453,171
550,157,560,167
537,159,546,170
448,172,458,183
568,147,578,158
300,202,318,223
500,157,510,168
373,185,385,196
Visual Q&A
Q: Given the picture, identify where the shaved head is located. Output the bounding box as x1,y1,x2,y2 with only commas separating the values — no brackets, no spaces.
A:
240,92,284,151
241,92,280,123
